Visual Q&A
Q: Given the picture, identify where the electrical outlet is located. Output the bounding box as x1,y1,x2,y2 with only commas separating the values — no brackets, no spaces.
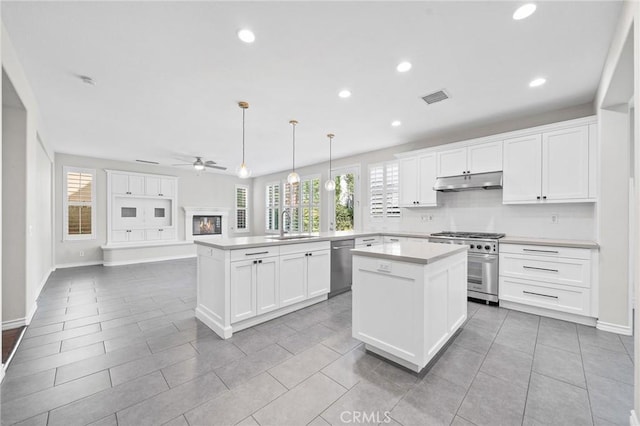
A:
79,251,85,257
421,215,434,222
551,213,559,224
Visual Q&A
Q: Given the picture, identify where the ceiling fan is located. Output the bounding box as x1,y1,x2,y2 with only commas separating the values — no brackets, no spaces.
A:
171,156,227,171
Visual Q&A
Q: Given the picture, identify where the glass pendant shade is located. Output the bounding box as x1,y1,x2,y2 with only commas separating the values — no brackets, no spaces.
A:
324,179,335,191
287,172,300,184
236,101,251,179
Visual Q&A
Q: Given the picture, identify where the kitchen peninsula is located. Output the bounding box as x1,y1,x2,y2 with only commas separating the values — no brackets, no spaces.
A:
352,241,468,372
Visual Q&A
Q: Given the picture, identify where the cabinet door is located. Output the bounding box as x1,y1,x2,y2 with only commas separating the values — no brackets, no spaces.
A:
128,229,146,242
307,250,330,298
128,176,145,195
160,178,175,197
160,228,176,240
542,126,589,200
468,141,503,173
111,174,130,194
145,229,162,241
256,257,280,315
145,177,160,196
399,157,419,207
111,230,129,243
418,153,438,205
437,148,467,177
279,253,307,307
230,260,256,322
502,135,542,203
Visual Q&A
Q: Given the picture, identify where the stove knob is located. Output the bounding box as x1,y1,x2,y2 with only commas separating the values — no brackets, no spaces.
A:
476,244,482,249
484,245,491,250
469,244,474,249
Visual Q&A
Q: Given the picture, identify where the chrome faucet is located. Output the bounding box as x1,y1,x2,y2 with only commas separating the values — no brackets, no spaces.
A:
280,208,291,237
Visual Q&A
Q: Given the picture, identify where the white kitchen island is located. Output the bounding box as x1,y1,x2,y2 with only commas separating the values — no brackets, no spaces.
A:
352,242,468,372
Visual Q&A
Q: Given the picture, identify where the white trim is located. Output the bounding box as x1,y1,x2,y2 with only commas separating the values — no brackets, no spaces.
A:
0,368,5,384
102,240,194,250
499,300,597,327
103,253,196,267
25,302,38,326
182,207,229,241
235,184,250,233
63,166,97,241
265,181,281,233
630,410,639,426
3,317,27,330
55,260,104,269
596,320,633,336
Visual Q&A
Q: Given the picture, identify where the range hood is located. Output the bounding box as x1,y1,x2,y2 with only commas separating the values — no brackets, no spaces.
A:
433,171,503,192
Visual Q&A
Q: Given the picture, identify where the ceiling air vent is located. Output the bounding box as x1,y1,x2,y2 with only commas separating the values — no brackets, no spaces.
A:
136,159,159,165
422,89,450,105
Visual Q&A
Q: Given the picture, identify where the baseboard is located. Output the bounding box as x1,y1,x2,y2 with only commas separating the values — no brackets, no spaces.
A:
55,260,104,269
596,320,633,336
0,366,5,383
499,300,597,327
630,410,639,426
103,253,196,267
25,301,38,326
2,317,27,330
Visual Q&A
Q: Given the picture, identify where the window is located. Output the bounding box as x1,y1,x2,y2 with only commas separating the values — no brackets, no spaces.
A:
369,162,400,221
283,176,320,233
265,183,280,232
63,167,96,240
235,185,249,232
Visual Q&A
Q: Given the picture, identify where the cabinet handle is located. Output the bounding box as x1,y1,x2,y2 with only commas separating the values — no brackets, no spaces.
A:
523,290,558,299
376,268,391,273
536,196,541,200
389,238,399,242
416,201,420,204
523,265,559,273
159,229,163,232
159,193,163,196
245,251,269,256
543,196,547,200
462,171,466,174
366,244,372,247
468,170,471,174
253,260,257,264
308,252,313,256
258,260,263,264
522,248,559,254
362,238,376,242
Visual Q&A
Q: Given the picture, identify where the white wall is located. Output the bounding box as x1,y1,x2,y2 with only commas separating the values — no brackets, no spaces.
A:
1,24,55,329
252,103,596,240
55,153,251,267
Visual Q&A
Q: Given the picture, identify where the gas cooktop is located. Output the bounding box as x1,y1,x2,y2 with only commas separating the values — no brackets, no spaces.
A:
430,232,506,239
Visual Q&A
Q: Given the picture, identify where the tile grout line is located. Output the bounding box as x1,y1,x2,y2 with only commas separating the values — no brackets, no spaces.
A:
519,315,541,426
577,327,597,426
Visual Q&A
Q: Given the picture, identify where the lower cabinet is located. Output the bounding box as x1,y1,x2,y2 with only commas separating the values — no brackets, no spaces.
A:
111,229,145,243
307,250,331,298
230,255,280,323
279,248,331,307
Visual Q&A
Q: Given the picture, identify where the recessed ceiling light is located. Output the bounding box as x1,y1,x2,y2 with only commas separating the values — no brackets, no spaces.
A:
529,77,546,87
237,29,255,43
396,62,412,73
338,90,352,98
513,3,537,20
391,120,402,127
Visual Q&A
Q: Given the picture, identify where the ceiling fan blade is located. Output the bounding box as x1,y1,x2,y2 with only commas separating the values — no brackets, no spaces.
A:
204,160,217,165
204,164,227,170
171,163,192,166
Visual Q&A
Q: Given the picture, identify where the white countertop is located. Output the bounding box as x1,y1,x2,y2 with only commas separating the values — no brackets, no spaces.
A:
501,236,599,249
351,241,468,264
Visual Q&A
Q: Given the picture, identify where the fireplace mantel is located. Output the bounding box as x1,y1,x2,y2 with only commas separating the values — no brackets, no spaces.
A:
182,207,229,241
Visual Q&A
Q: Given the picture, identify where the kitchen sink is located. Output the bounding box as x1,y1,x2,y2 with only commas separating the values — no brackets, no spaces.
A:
267,235,316,241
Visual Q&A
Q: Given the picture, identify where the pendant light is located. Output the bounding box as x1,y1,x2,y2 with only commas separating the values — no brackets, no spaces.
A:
235,101,252,179
324,133,335,191
287,120,300,184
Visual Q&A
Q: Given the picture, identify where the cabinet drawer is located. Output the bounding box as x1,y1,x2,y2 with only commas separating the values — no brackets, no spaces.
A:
500,253,590,288
279,241,330,255
500,243,591,260
383,236,407,244
355,236,382,246
230,246,280,261
500,277,591,316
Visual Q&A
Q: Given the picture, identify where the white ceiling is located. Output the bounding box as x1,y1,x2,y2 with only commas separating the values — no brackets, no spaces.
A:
1,1,622,176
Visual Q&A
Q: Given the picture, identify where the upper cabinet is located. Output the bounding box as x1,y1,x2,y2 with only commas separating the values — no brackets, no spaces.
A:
436,141,503,177
503,124,595,204
145,177,176,197
399,153,437,207
112,173,145,195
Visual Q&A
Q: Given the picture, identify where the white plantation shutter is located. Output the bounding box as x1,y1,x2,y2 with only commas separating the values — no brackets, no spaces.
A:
265,183,280,232
64,167,96,240
369,162,400,221
235,185,249,232
283,176,321,233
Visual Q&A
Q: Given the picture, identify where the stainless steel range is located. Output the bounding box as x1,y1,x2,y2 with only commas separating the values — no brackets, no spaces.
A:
429,232,505,303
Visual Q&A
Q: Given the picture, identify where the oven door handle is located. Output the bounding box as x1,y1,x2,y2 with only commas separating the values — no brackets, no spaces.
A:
468,253,498,262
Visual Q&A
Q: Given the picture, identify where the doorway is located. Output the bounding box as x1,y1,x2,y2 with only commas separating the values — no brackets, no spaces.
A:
328,165,360,232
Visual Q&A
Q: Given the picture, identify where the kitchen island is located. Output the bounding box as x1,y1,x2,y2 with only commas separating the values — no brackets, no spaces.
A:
352,241,468,372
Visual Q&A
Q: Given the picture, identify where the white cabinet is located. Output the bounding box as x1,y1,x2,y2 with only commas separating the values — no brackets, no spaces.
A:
112,173,145,195
399,153,438,207
437,141,502,177
230,254,280,323
145,177,176,197
145,228,176,241
383,236,407,244
503,125,594,204
279,247,330,307
355,236,382,247
499,243,597,321
111,229,145,243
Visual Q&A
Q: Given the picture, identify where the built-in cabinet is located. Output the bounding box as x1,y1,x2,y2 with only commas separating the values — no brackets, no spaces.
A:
399,154,438,207
436,141,503,177
106,170,178,245
499,243,598,323
503,125,595,204
279,243,330,307
230,254,279,322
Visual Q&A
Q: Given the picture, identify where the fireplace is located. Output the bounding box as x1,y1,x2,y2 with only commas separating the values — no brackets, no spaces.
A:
183,207,229,241
193,215,222,236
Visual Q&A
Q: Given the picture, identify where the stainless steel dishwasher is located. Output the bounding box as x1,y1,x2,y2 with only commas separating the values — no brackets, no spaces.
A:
330,239,355,297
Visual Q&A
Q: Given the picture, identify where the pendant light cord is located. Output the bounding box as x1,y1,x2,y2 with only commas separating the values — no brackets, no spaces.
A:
328,135,332,179
242,107,246,164
292,122,296,173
